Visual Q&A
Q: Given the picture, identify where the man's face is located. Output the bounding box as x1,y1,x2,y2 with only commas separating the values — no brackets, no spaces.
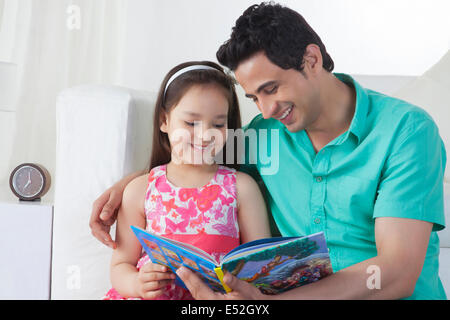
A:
234,51,321,133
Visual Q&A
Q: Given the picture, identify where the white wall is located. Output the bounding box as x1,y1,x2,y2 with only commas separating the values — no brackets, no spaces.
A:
1,0,449,200
119,0,450,92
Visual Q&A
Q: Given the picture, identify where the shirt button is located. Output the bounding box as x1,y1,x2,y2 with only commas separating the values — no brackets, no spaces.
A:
315,176,323,182
314,218,321,224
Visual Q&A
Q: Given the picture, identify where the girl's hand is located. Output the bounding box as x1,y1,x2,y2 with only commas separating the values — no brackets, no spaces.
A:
134,262,177,299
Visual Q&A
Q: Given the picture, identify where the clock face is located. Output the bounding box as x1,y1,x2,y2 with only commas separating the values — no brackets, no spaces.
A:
12,165,44,198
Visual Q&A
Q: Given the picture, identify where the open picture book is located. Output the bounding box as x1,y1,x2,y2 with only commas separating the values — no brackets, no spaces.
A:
131,226,333,294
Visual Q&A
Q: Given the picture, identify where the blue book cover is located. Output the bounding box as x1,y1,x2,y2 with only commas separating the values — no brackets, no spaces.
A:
131,226,333,294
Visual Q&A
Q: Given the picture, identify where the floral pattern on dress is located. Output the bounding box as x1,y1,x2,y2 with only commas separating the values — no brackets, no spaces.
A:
103,164,240,300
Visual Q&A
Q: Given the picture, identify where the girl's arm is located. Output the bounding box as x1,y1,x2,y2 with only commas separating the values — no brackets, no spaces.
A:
109,174,148,297
109,174,175,299
235,171,271,243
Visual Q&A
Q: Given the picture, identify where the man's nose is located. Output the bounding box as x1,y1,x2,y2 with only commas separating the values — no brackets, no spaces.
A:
260,98,277,119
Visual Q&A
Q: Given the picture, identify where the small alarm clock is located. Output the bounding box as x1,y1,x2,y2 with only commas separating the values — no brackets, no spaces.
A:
9,163,51,201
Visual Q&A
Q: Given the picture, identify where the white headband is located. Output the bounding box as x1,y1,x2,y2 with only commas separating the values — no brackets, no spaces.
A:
164,65,218,96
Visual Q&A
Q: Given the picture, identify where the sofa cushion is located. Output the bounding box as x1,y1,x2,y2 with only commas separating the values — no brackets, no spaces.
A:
393,50,450,183
440,183,450,247
439,247,450,297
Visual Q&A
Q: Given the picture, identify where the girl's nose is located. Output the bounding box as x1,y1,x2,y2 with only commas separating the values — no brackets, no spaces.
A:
194,122,213,141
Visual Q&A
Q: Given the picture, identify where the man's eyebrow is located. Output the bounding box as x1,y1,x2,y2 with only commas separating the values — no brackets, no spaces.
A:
245,81,277,98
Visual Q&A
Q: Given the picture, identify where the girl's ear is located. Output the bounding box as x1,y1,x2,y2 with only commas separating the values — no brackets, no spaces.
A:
160,111,169,133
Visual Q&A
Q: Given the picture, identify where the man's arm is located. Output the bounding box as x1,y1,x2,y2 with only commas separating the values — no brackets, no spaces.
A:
89,169,146,248
273,217,432,299
177,216,432,300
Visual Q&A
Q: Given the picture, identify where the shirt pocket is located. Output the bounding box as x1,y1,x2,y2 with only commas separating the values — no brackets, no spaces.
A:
337,175,378,224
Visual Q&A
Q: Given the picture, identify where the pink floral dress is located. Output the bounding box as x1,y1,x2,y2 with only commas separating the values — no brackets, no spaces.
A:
103,164,240,300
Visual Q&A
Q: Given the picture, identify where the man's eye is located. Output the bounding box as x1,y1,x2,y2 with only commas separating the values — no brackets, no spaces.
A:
214,124,225,128
265,86,277,94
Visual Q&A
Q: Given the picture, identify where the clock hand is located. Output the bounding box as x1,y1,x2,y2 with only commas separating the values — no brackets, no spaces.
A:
23,172,32,190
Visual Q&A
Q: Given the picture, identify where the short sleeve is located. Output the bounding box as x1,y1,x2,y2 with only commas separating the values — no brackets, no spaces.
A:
373,117,447,231
238,123,263,183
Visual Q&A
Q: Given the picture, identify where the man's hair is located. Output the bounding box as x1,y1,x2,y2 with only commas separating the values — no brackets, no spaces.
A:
216,2,334,73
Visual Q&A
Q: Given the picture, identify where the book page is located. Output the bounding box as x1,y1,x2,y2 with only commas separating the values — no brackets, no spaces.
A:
221,232,333,295
222,237,299,263
223,236,299,259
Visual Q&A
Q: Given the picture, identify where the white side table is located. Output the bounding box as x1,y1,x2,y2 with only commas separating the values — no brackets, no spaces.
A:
0,195,53,299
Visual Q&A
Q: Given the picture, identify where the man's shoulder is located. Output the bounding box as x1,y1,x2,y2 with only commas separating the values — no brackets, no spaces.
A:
368,90,437,133
365,91,443,160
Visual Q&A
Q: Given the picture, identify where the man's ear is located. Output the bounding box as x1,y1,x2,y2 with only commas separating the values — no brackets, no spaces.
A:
302,44,322,75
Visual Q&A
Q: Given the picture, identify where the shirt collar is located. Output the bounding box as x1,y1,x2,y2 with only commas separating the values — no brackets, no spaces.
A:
334,73,370,145
282,73,370,149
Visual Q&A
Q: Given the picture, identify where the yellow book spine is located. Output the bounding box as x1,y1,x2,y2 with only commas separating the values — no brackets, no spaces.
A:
214,267,232,293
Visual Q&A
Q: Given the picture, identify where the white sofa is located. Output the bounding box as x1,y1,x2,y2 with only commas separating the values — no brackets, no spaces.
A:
52,74,450,299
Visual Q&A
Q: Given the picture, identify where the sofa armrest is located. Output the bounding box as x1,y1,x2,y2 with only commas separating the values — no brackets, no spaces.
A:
52,85,155,299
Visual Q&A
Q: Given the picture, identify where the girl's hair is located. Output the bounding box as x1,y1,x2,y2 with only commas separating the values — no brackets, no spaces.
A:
149,61,242,172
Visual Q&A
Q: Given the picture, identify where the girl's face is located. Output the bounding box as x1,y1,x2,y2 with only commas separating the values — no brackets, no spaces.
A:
160,84,229,165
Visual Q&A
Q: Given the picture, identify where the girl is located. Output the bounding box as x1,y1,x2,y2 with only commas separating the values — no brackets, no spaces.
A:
104,61,271,300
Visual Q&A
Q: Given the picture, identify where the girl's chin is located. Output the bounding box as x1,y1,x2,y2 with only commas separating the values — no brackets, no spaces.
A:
170,143,221,165
176,160,216,166
171,155,216,166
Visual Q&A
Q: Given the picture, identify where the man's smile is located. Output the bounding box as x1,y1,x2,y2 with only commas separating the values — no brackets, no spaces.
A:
275,105,293,120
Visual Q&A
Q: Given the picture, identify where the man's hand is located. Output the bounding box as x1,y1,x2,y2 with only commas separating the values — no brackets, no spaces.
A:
176,267,266,300
89,170,146,249
89,186,123,249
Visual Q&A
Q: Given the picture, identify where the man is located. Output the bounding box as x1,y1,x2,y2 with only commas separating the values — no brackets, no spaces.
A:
89,3,447,299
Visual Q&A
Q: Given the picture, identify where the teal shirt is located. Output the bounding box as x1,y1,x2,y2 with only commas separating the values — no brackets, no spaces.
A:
240,73,447,300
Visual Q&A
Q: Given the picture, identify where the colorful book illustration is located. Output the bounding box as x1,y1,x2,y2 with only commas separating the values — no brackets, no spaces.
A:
131,226,333,295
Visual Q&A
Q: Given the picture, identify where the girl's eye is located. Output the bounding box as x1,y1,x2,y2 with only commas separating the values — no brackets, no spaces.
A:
185,121,196,126
214,124,225,128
